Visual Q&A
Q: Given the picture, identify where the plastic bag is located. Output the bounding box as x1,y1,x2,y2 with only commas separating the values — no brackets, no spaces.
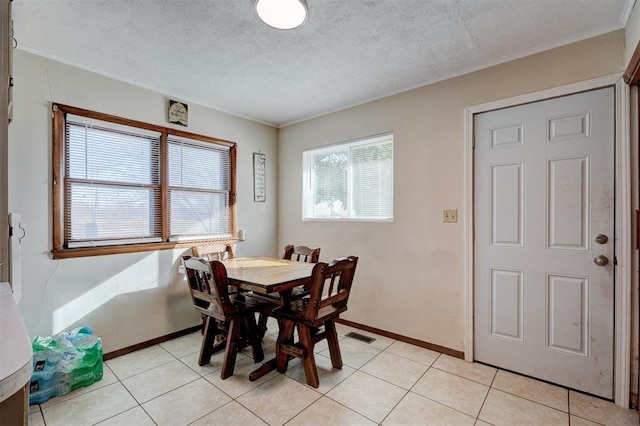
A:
29,326,103,404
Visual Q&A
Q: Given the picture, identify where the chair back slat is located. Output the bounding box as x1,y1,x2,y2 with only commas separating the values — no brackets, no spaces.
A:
283,245,320,263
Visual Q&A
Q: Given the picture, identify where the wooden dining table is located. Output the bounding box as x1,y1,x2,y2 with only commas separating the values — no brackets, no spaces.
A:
222,256,316,380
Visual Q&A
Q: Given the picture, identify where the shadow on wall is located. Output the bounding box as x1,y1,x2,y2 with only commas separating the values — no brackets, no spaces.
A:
50,249,192,335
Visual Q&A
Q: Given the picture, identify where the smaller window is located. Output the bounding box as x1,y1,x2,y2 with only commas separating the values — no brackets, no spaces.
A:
303,133,393,221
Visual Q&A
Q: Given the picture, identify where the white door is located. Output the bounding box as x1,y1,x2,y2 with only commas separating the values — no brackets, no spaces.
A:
474,87,615,399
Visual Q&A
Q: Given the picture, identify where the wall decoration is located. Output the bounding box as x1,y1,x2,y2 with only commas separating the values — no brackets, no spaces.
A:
253,152,266,202
168,100,188,126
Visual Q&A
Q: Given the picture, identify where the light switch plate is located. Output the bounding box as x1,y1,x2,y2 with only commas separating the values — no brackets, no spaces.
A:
443,209,458,223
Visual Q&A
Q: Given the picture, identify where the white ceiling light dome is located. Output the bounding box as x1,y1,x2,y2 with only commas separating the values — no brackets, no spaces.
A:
255,0,308,30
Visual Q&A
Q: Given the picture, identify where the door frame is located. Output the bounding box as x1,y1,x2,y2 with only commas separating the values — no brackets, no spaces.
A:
463,74,631,407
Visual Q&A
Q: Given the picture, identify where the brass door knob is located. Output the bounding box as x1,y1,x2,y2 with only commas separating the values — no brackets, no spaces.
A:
593,255,609,267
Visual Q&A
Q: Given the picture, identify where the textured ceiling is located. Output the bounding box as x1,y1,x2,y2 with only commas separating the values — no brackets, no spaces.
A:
13,0,633,127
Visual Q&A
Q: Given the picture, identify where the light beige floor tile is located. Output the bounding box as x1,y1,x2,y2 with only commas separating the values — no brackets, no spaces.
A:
241,333,278,359
479,388,568,426
105,344,174,380
40,362,119,408
475,420,492,426
360,351,428,389
382,391,476,426
411,368,489,417
204,355,279,399
142,378,231,426
29,410,45,426
285,352,356,393
433,354,497,385
288,395,376,425
179,347,248,376
191,400,268,425
352,330,396,350
313,338,329,353
335,322,361,337
570,415,604,426
569,391,639,426
96,406,155,425
326,370,407,423
491,370,568,412
122,359,199,403
41,382,137,426
264,315,279,337
384,341,441,366
320,338,381,369
158,331,202,358
237,375,321,426
29,404,41,414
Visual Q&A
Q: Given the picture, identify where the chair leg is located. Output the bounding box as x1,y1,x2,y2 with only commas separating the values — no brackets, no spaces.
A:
198,316,218,366
220,318,242,379
276,319,296,373
257,312,269,339
324,320,343,369
297,324,319,388
245,313,265,363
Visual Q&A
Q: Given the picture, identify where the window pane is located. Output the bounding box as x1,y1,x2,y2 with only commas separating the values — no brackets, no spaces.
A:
351,141,393,218
68,183,159,241
311,149,348,218
169,190,230,239
168,137,229,191
67,121,159,185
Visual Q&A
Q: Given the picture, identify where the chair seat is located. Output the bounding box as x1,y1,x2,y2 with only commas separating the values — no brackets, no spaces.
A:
196,292,271,320
271,299,347,327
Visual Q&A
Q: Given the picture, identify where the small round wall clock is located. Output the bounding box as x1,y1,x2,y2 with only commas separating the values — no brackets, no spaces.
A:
168,100,188,126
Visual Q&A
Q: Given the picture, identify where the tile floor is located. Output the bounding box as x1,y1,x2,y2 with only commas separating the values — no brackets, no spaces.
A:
28,320,639,426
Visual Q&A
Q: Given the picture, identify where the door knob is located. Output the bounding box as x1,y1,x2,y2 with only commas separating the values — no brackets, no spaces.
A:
594,234,608,244
593,255,609,267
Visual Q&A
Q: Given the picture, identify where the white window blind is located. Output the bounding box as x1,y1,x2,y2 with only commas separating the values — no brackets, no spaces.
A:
167,136,232,241
65,115,162,247
303,133,393,221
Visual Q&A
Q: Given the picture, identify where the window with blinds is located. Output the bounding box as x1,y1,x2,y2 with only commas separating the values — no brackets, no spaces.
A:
65,115,162,247
167,136,231,241
53,105,236,257
302,133,393,221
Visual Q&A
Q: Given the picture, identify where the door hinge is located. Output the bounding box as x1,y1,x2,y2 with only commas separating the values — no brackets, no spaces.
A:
614,256,618,266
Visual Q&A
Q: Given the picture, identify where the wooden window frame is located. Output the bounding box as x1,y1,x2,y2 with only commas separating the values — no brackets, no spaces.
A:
52,104,237,259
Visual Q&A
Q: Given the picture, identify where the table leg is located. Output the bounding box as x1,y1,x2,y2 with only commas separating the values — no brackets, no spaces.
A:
248,318,296,381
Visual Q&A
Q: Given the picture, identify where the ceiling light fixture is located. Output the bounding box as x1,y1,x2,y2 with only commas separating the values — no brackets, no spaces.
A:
254,0,308,30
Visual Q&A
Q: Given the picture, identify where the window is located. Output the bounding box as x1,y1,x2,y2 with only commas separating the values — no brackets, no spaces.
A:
52,104,236,258
302,133,393,221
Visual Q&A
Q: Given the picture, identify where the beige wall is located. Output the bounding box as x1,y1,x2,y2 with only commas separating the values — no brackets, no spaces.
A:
627,1,640,65
278,30,626,352
9,50,279,353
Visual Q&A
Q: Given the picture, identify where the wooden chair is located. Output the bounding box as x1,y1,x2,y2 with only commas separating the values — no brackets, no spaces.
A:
182,256,267,379
272,256,358,388
190,244,236,334
256,244,321,338
191,244,235,261
283,245,320,263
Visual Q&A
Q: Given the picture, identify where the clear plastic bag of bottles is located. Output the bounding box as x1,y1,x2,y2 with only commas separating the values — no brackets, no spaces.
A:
29,326,103,405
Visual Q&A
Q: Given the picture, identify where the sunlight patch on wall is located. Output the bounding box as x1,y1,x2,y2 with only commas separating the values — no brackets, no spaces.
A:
52,252,162,333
